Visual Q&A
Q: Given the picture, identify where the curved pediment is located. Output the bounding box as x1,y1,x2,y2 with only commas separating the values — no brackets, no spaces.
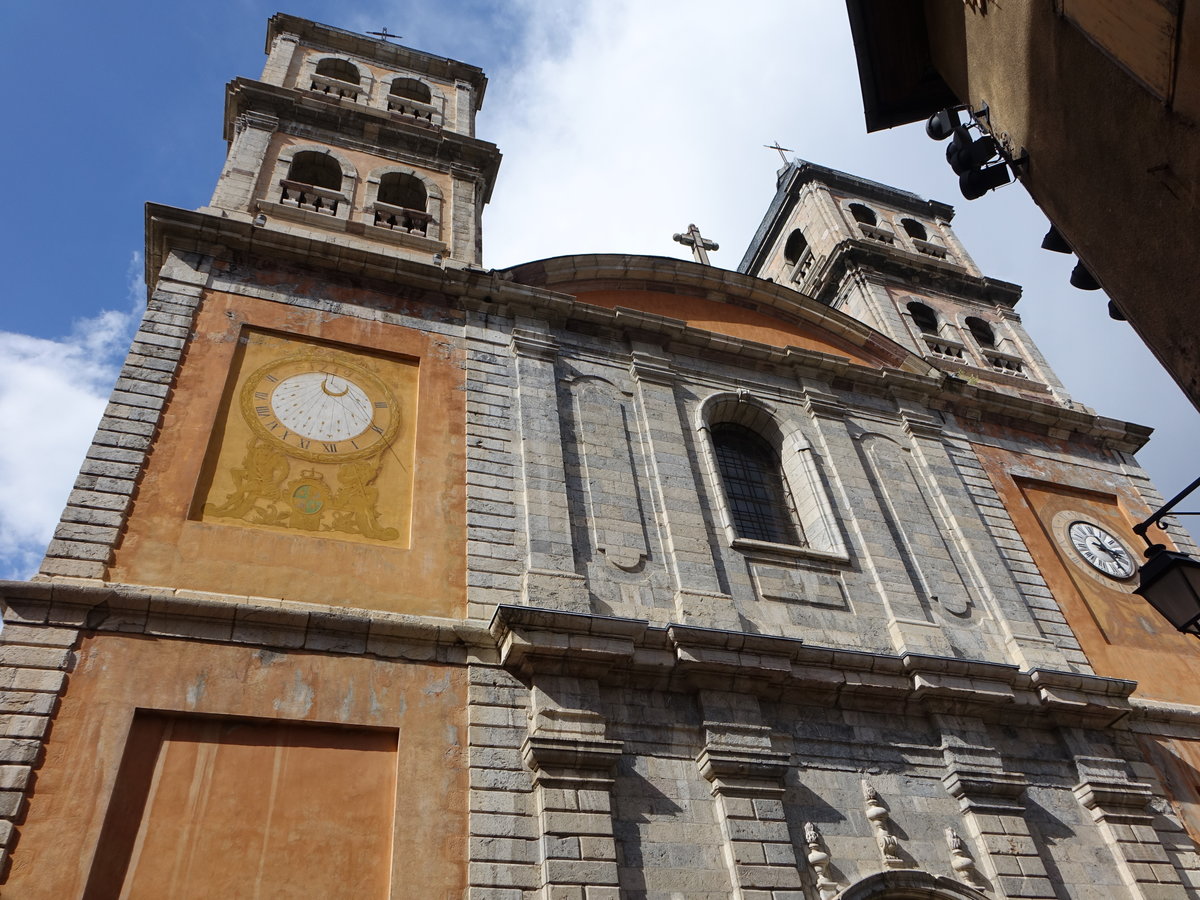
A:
503,254,935,376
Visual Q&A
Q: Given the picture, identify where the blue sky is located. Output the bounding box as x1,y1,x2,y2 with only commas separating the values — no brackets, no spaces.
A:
1,1,1196,579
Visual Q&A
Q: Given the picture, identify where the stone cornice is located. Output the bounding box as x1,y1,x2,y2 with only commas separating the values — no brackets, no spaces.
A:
222,78,502,199
266,13,490,103
1126,697,1200,739
489,606,1135,727
141,207,1152,453
3,578,1167,733
504,253,931,377
809,240,1023,309
2,579,494,664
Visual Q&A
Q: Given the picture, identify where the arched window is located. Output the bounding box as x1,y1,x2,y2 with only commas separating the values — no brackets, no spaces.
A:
287,152,342,190
849,203,877,226
389,77,432,104
377,172,426,210
907,301,939,335
711,423,800,545
900,218,927,241
371,171,433,235
386,77,438,126
315,58,360,85
784,229,808,264
965,316,996,348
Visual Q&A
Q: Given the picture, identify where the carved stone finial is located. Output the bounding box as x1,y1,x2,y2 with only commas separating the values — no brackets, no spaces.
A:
861,779,905,868
877,829,902,862
862,779,889,825
945,827,986,888
803,822,840,900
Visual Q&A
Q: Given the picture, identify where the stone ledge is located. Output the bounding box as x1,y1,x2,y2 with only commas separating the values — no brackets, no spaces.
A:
696,746,791,792
1126,697,1200,738
1073,778,1156,816
521,735,623,775
0,579,495,663
490,605,1136,726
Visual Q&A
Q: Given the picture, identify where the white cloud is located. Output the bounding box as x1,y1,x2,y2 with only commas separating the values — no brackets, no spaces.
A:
482,0,863,268
0,253,144,580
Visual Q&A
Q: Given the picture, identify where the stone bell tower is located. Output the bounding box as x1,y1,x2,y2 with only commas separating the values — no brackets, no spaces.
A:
740,160,1072,406
207,13,501,265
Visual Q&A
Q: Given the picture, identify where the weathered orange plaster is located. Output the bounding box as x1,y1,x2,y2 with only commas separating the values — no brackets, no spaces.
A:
262,132,454,218
973,442,1200,702
575,289,883,366
6,633,468,899
108,290,466,616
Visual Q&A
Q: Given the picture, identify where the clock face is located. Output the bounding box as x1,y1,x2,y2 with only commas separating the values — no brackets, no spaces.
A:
240,354,400,461
1066,520,1137,580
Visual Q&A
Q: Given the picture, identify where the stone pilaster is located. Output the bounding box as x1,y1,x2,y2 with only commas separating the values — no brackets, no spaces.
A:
455,80,475,136
628,348,733,626
895,399,1065,671
510,329,587,612
452,174,482,264
696,691,804,900
800,382,954,656
208,111,279,213
1064,730,1184,899
938,715,1055,899
260,31,299,85
521,678,623,900
39,252,209,581
941,768,1054,900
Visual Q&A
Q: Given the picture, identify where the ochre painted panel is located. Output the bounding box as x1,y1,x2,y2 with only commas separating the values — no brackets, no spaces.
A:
6,633,468,899
1137,734,1200,848
974,442,1200,703
108,290,466,616
574,289,883,366
93,715,396,899
194,328,419,548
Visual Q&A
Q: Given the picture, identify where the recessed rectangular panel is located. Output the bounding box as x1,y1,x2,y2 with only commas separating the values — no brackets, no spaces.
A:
193,328,419,548
1018,480,1156,649
85,714,397,899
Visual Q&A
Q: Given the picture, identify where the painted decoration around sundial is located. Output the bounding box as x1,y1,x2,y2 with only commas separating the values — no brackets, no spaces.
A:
196,331,418,547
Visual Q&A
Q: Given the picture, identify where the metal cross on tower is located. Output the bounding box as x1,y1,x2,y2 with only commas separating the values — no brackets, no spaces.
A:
673,223,719,265
368,27,402,41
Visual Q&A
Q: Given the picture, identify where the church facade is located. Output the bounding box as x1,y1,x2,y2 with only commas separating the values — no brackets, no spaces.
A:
3,14,1200,898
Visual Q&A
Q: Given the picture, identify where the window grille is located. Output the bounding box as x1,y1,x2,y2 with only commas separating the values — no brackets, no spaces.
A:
711,423,799,545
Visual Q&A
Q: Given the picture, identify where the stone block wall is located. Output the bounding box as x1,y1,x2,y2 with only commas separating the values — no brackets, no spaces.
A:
39,253,209,581
463,606,1200,899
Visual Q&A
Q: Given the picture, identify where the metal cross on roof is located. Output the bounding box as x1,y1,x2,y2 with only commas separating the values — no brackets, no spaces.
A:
673,224,719,265
765,141,793,164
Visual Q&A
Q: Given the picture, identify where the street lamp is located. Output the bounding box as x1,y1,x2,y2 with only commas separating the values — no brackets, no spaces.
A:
1133,475,1200,636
